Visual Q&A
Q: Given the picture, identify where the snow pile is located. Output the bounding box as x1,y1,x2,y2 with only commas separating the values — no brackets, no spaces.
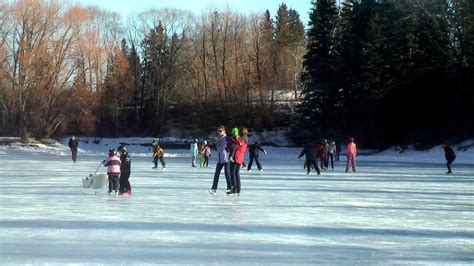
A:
248,128,292,146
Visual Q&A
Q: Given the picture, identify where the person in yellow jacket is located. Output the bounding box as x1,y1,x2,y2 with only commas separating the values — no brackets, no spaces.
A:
152,140,166,170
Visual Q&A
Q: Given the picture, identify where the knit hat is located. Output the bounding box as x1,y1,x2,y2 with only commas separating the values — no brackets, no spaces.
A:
231,127,239,137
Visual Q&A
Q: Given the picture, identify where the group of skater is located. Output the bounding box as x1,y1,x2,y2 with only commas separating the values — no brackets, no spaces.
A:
298,137,356,175
190,139,212,168
189,137,267,172
70,130,458,196
208,125,251,195
100,145,132,195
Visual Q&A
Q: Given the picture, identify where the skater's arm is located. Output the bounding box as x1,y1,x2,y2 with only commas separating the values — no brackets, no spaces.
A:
257,145,267,155
298,149,305,158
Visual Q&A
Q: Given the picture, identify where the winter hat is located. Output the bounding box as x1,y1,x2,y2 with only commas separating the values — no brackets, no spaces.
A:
108,149,115,156
118,145,127,152
231,127,239,137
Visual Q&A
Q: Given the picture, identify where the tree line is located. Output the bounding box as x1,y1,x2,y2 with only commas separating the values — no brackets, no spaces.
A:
300,0,473,148
0,0,304,139
1,0,472,148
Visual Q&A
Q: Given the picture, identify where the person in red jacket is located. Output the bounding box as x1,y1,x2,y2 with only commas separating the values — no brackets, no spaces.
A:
315,143,326,170
232,128,248,194
345,137,357,173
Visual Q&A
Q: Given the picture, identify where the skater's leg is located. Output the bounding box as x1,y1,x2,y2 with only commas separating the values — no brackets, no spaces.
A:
229,162,237,190
345,155,350,172
211,163,224,190
121,172,131,192
119,176,125,193
255,157,262,171
351,155,356,172
447,159,453,173
224,162,232,190
230,162,239,193
247,156,254,171
330,154,334,169
311,160,320,175
108,175,113,192
159,157,166,168
72,149,77,162
113,175,120,192
235,164,241,193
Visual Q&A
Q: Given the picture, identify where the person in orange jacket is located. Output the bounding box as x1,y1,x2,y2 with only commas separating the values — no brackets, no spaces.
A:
345,137,357,173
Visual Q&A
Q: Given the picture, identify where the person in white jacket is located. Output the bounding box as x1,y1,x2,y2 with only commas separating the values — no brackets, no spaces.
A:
190,138,198,167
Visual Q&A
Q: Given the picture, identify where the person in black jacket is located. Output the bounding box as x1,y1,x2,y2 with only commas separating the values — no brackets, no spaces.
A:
298,142,320,175
247,141,267,172
118,145,132,195
442,144,456,174
68,135,78,162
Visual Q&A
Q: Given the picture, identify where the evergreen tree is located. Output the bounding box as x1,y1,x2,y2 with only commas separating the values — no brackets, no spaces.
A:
300,0,338,129
127,42,141,124
288,8,305,45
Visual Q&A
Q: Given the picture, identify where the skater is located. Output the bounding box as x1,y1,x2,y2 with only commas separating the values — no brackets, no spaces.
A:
203,143,211,168
102,149,121,195
345,137,357,173
199,142,206,167
227,127,240,193
316,143,326,170
118,145,132,195
152,141,166,169
335,140,341,162
68,135,78,162
328,140,336,170
247,141,267,172
209,125,232,194
323,139,329,169
228,128,240,163
190,138,198,167
298,141,320,175
232,127,248,194
442,143,456,174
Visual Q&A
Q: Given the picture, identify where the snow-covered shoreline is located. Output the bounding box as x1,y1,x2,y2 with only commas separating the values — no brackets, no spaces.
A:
1,137,473,164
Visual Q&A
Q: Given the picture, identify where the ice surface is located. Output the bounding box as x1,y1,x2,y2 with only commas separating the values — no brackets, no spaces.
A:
0,140,473,264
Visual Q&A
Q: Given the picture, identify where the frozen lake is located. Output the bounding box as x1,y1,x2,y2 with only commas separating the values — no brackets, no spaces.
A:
0,145,473,264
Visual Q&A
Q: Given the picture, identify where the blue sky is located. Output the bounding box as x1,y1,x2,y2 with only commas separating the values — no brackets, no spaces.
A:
75,0,313,26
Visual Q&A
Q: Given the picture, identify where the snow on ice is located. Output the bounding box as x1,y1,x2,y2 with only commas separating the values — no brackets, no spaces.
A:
0,137,473,264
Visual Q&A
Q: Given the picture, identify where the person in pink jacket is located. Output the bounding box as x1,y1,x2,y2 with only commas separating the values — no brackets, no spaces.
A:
345,137,357,173
103,149,121,194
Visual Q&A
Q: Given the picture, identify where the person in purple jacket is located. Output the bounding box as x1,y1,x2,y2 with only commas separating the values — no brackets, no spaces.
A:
209,125,233,194
102,148,121,195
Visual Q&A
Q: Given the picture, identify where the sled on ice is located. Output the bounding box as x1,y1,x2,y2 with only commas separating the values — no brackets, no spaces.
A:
81,163,108,194
82,174,108,194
